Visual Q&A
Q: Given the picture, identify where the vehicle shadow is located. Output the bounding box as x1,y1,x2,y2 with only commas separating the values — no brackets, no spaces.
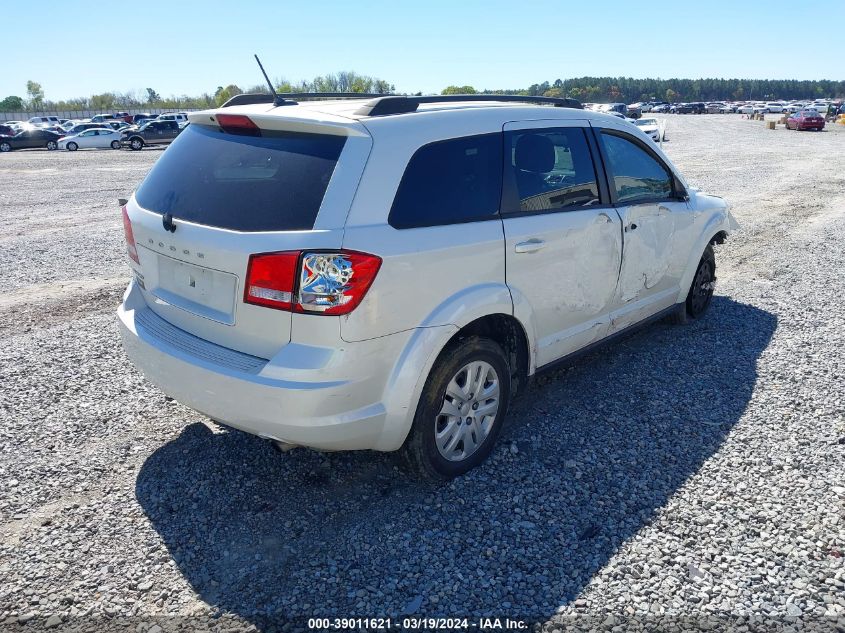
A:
136,296,776,626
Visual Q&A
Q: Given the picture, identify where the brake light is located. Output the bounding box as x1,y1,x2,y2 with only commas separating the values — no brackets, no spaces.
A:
244,251,381,315
244,252,299,310
297,252,382,315
121,205,139,264
216,114,260,137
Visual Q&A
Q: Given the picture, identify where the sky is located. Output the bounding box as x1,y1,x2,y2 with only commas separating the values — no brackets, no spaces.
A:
3,0,843,101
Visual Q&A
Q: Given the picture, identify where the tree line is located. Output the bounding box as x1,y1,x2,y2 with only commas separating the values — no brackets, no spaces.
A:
467,77,845,103
3,74,843,112
0,71,395,112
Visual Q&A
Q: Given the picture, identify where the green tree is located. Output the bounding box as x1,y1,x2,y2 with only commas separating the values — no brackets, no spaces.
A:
0,95,24,111
26,80,44,109
214,84,242,106
90,93,116,110
441,85,477,95
666,88,678,102
146,88,161,104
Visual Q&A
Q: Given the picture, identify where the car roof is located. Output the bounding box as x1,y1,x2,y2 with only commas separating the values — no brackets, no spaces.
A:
190,98,624,134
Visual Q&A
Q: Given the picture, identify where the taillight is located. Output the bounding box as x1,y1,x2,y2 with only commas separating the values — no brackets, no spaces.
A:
244,251,299,310
244,251,381,315
297,252,382,315
121,205,139,264
216,114,260,137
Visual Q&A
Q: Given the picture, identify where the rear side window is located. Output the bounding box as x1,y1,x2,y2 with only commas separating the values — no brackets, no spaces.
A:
389,133,502,229
135,124,346,231
505,127,599,212
600,131,673,203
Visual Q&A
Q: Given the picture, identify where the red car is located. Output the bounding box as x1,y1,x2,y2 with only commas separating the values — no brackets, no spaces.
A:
786,110,825,131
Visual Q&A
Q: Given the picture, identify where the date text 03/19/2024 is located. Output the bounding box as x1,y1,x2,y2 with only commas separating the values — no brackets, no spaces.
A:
307,617,528,630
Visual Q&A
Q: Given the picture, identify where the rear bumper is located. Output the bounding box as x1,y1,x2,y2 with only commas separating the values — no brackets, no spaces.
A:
118,280,415,451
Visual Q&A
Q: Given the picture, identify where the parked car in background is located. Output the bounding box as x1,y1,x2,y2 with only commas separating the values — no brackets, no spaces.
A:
27,116,61,127
719,103,737,113
670,103,692,114
121,119,182,149
155,112,189,127
633,117,663,142
132,113,155,124
103,120,132,131
0,128,61,152
651,103,670,113
58,128,124,151
114,111,132,123
62,122,110,136
785,110,825,131
0,124,15,137
91,113,118,124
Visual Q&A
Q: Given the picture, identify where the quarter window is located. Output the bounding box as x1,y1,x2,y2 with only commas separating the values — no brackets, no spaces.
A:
505,127,599,212
600,132,673,203
389,134,502,229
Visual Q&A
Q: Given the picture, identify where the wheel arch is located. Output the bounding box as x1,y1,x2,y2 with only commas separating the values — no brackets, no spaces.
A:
376,306,534,452
675,214,733,304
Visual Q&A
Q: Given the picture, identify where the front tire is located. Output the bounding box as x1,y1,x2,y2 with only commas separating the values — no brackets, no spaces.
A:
66,142,78,151
130,138,144,150
111,140,121,149
401,337,511,480
685,244,716,319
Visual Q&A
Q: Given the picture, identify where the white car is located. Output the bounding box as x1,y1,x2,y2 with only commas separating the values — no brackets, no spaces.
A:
27,116,61,127
58,128,123,151
156,112,189,128
634,117,662,142
118,94,737,479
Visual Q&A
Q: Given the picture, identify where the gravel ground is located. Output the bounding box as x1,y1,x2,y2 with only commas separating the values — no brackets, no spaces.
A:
0,116,843,632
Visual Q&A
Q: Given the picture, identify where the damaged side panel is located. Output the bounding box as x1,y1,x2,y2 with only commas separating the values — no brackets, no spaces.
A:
503,207,623,367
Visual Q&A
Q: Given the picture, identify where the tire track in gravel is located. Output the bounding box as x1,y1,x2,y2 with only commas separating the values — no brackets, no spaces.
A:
0,277,126,337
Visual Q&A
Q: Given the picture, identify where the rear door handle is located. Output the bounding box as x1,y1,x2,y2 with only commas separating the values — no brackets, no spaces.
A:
514,239,546,254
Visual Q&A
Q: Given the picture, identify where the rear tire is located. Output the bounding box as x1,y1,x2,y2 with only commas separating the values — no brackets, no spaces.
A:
66,142,78,151
401,336,511,480
0,141,11,152
46,140,57,150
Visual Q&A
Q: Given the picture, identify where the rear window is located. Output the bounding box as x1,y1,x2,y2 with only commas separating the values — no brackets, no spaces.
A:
135,124,346,231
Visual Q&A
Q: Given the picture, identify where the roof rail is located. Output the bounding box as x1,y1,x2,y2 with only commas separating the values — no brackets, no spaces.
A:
353,94,584,117
221,92,394,108
221,93,278,107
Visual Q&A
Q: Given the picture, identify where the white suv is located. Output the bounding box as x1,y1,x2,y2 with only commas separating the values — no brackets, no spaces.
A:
155,112,189,128
118,94,738,479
